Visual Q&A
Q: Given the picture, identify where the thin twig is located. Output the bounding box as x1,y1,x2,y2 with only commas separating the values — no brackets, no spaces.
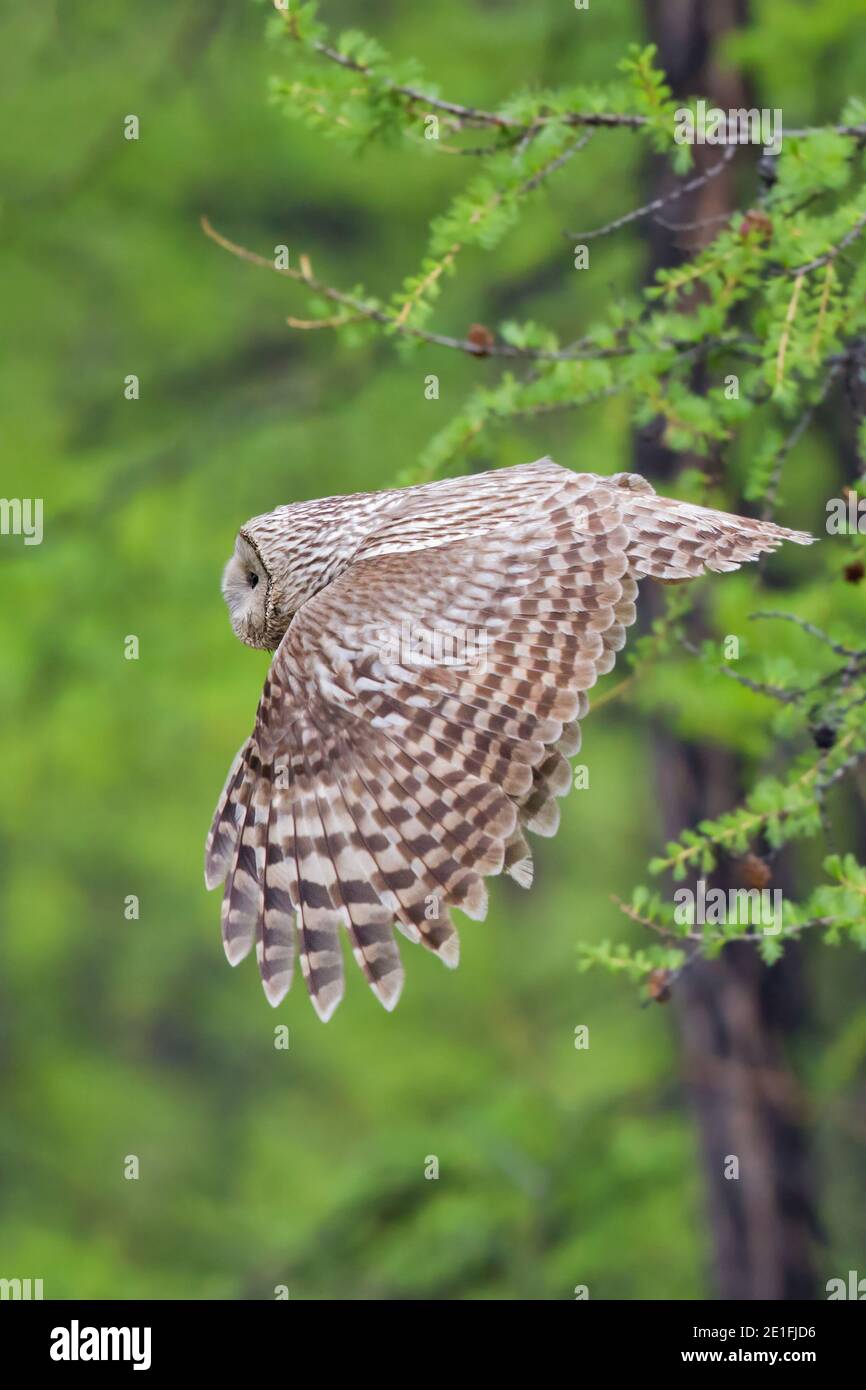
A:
816,745,866,794
789,208,866,276
680,634,801,704
567,144,736,241
654,210,732,234
285,312,356,330
748,611,863,660
523,131,593,191
762,360,843,520
590,674,636,711
200,216,692,364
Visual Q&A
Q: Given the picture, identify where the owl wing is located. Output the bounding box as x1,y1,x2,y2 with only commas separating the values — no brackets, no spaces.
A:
607,471,814,578
205,470,812,1019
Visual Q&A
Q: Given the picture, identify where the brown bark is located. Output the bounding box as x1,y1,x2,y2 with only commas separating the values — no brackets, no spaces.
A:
638,0,819,1300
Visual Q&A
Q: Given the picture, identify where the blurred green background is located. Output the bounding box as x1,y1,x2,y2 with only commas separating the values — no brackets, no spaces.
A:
1,0,864,1300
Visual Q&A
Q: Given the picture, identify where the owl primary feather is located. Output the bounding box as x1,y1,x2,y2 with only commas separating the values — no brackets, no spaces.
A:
206,459,812,1020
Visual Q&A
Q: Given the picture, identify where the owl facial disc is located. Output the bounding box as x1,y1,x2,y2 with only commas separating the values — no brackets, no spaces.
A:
222,534,270,648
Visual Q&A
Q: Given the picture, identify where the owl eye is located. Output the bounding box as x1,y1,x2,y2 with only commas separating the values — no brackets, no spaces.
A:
248,572,259,590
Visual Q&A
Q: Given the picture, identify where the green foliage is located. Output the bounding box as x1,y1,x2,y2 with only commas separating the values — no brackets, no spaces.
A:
265,3,866,489
2,0,865,1304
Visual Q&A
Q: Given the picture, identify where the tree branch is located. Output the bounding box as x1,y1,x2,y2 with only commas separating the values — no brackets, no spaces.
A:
283,14,866,144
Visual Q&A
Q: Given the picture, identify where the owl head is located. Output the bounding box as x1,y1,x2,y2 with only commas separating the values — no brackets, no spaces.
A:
221,529,289,650
221,491,392,651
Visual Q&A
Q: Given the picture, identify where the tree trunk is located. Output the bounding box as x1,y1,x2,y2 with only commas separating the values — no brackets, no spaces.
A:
638,0,819,1300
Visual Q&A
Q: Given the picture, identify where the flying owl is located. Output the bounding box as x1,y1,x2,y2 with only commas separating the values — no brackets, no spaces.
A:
205,459,812,1020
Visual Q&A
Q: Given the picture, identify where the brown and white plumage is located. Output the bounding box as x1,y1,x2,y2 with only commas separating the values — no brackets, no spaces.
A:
206,459,812,1019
